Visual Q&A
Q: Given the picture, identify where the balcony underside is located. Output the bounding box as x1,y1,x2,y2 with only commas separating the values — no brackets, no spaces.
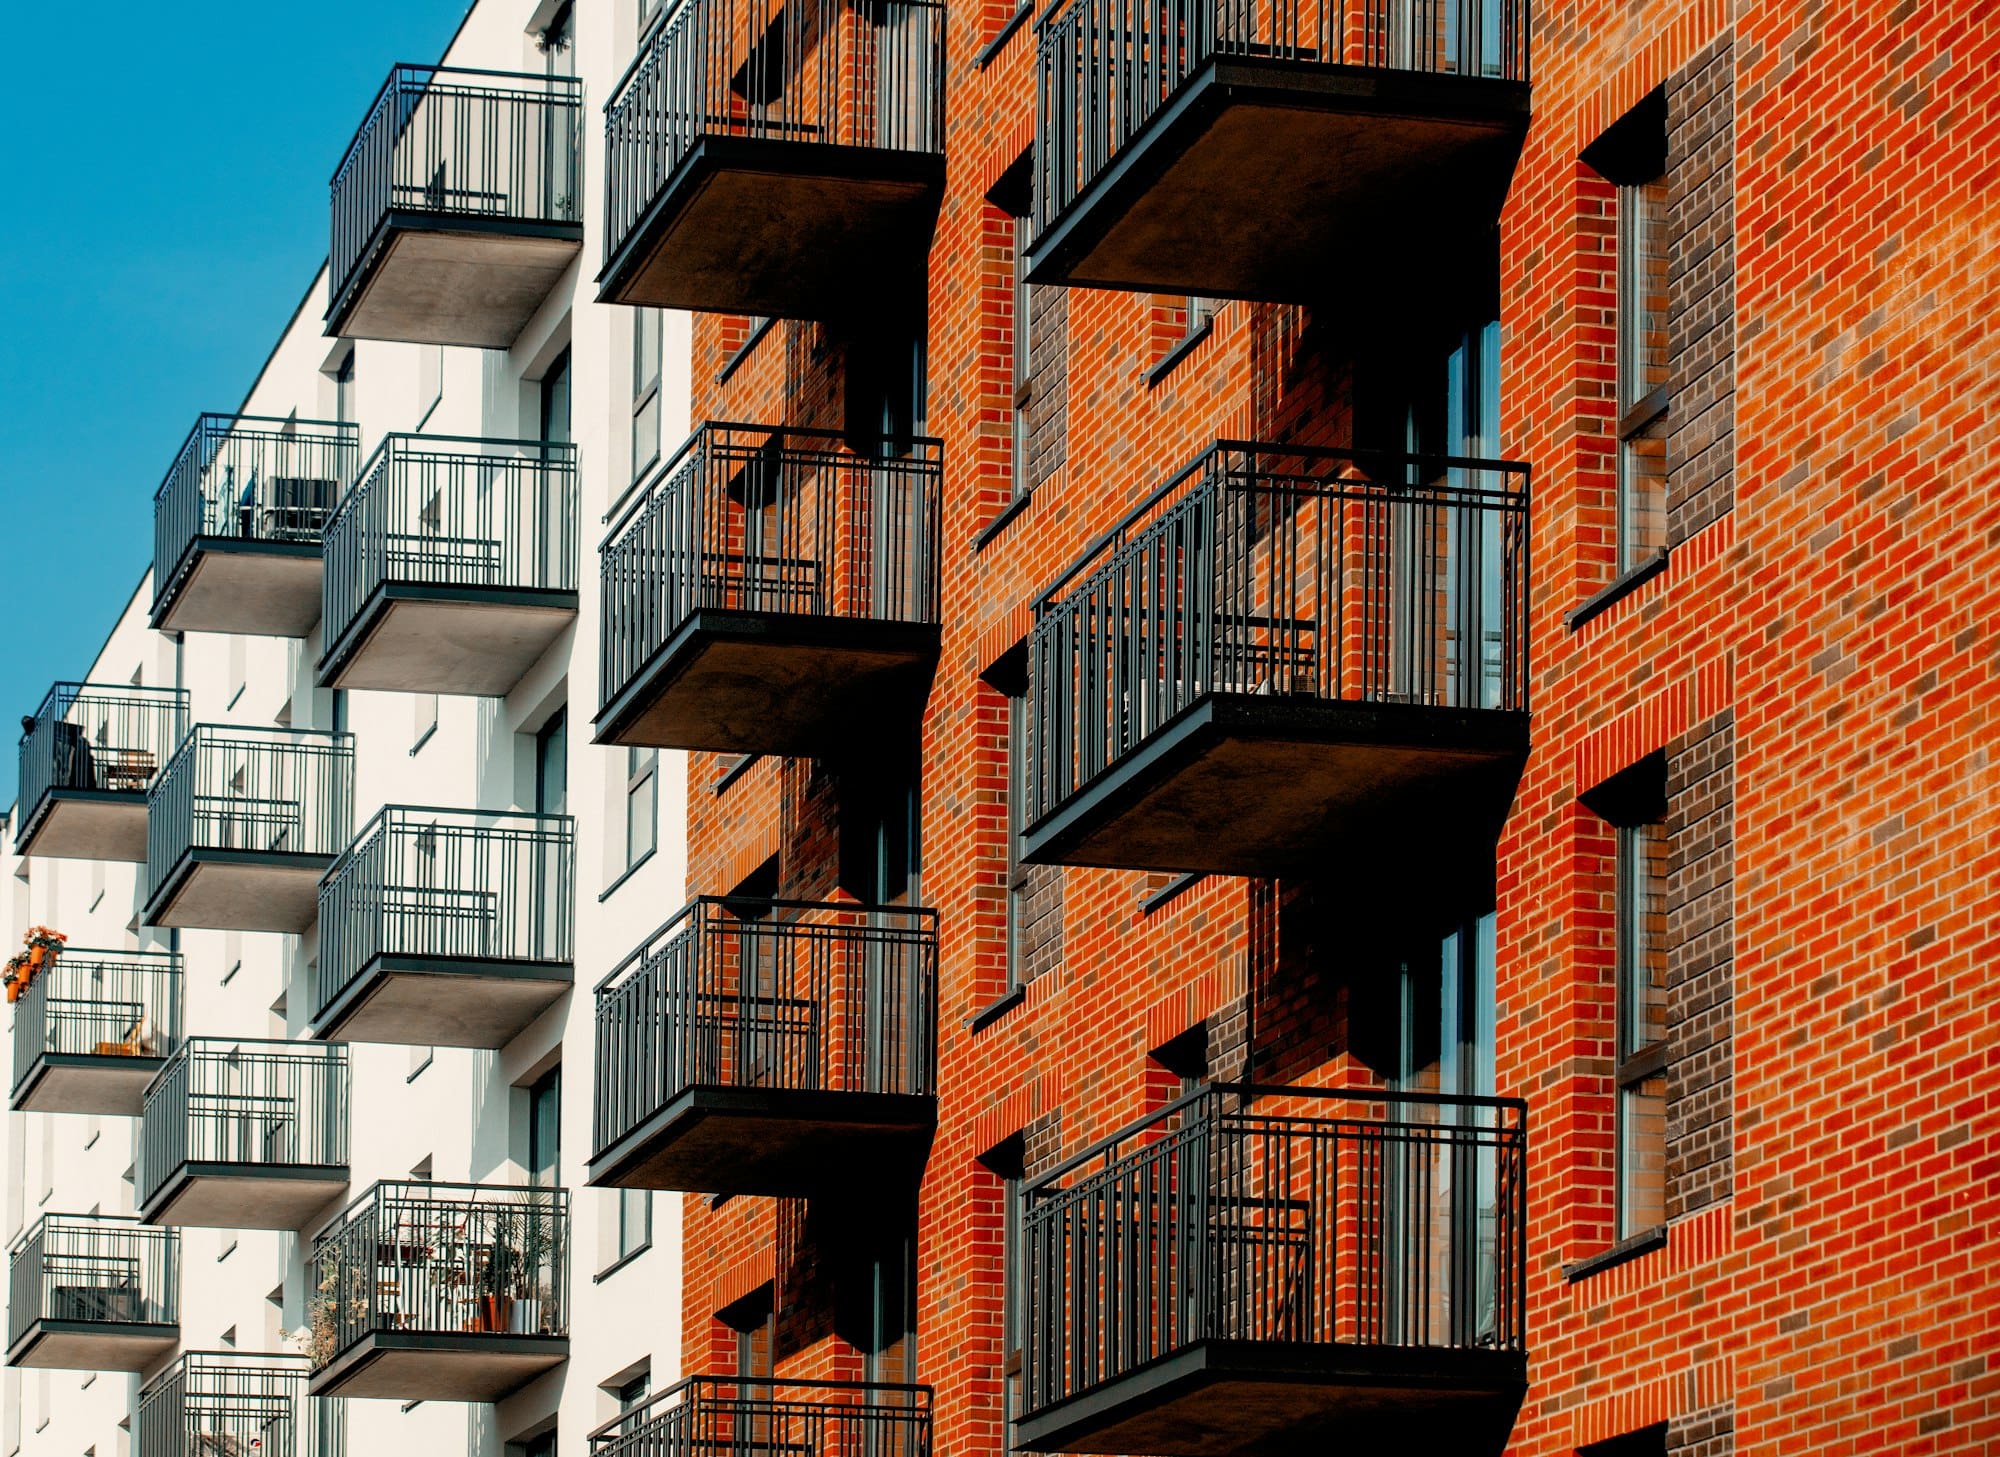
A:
17,791,149,862
1027,58,1528,299
587,1087,935,1197
140,1163,349,1231
599,139,944,317
328,215,584,348
5,1319,180,1374
1021,695,1528,877
313,956,571,1049
319,585,578,696
152,540,324,638
310,1330,569,1402
12,1052,167,1117
1014,1339,1526,1456
594,610,941,754
144,850,334,934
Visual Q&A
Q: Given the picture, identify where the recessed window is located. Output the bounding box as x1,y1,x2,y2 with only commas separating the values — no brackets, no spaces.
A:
632,310,663,480
625,747,658,870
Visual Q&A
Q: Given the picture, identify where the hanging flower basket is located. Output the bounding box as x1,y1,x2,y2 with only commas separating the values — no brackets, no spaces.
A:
3,927,64,1001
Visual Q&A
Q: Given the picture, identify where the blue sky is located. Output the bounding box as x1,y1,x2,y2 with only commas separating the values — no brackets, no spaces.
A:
0,0,471,705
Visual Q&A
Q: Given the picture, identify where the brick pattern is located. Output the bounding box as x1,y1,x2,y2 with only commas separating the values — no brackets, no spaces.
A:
1016,861,1064,984
1665,710,1733,1221
1665,34,1735,546
1666,1402,1735,1457
1023,273,1068,489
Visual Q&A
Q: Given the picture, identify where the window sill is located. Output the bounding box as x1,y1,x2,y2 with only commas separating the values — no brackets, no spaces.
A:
593,1239,653,1284
1144,317,1214,389
1138,872,1201,915
717,316,778,385
973,0,1035,69
1563,1224,1668,1284
714,754,759,793
965,984,1027,1033
598,847,657,903
973,491,1034,553
1565,550,1669,631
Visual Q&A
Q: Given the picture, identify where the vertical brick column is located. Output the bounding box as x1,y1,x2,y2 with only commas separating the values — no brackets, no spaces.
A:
1025,281,1068,488
1665,710,1734,1220
1665,34,1736,546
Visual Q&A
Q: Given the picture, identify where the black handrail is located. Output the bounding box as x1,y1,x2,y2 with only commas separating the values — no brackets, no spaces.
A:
1035,0,1531,233
7,1214,178,1347
1019,1083,1528,1417
145,727,355,902
10,947,183,1094
330,64,583,317
314,805,576,1020
592,897,938,1159
17,682,189,845
588,1375,933,1456
139,1039,350,1212
137,1351,312,1457
1025,441,1529,828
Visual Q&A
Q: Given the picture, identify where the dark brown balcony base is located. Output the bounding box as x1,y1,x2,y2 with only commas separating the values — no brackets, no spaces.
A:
319,586,578,697
1013,1339,1527,1457
5,1319,180,1374
12,1052,167,1117
1027,58,1528,300
1021,695,1527,877
587,1087,935,1197
140,1164,349,1231
598,139,943,318
151,540,325,638
594,610,940,755
309,1330,569,1402
143,850,334,934
16,791,149,862
313,956,571,1049
328,217,584,348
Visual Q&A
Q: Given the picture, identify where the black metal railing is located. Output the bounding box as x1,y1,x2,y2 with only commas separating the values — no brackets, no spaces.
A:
8,1215,178,1345
146,726,355,893
593,898,937,1158
314,806,575,1017
17,682,189,837
139,1039,350,1210
1026,442,1528,825
321,433,580,654
11,947,183,1093
604,0,945,262
589,1376,933,1457
152,413,361,611
1020,1084,1527,1417
330,64,583,315
138,1352,314,1457
307,1181,570,1369
600,422,942,709
1036,0,1530,232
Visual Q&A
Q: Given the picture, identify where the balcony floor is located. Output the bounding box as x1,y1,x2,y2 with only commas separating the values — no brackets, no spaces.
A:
1021,695,1528,877
1014,1339,1526,1457
17,791,149,862
1027,57,1529,299
140,1163,349,1231
144,850,333,934
329,217,584,348
594,610,941,754
599,138,944,318
310,1330,569,1402
151,540,324,638
5,1319,180,1374
12,1052,167,1117
587,1087,936,1197
319,585,578,697
313,955,571,1049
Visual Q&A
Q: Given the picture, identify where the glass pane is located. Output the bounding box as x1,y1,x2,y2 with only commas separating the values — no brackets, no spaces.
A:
1618,412,1668,568
1618,1072,1668,1235
1618,177,1670,411
1618,821,1669,1059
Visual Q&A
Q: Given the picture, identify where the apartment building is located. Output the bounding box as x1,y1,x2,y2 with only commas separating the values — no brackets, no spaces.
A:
2,3,697,1456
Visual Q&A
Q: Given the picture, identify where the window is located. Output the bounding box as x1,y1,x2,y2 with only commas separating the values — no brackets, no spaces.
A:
637,0,665,42
540,349,573,447
412,694,438,752
981,1136,1027,1425
417,346,444,427
616,1371,650,1412
522,1431,557,1457
334,352,356,425
617,1187,651,1262
540,2,576,76
330,687,349,735
1615,816,1669,1237
625,748,658,870
1182,296,1214,341
536,709,568,816
527,1067,561,1187
632,310,663,480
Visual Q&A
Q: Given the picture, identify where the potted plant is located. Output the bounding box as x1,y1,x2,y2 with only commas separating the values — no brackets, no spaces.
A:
3,927,64,1003
473,1198,556,1333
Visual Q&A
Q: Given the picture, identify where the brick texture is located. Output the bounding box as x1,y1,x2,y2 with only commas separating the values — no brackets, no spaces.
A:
1666,1402,1734,1457
1666,710,1733,1220
1666,34,1735,546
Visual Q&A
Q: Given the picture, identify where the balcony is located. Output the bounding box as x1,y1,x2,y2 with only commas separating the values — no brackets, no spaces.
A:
306,1180,569,1401
589,898,936,1195
328,65,584,346
596,424,942,754
318,435,579,696
313,807,574,1048
138,1352,314,1457
143,728,355,934
1029,0,1530,298
150,413,361,637
599,0,945,318
6,1216,178,1371
139,1039,350,1230
10,948,182,1115
1023,443,1529,877
590,1378,931,1457
15,683,188,862
1015,1085,1528,1456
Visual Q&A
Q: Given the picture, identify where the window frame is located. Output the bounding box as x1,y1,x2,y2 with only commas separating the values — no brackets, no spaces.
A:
1613,816,1670,1239
625,746,659,870
631,310,663,481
